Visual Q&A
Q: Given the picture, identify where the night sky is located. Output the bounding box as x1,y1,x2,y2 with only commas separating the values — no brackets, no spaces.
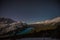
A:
0,0,60,23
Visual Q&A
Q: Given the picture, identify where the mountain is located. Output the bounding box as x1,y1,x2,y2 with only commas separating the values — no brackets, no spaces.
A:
0,17,16,37
28,22,60,38
0,18,28,38
0,17,15,24
30,17,60,24
0,17,60,39
0,17,16,32
29,17,60,32
11,22,60,39
24,17,60,39
7,17,60,39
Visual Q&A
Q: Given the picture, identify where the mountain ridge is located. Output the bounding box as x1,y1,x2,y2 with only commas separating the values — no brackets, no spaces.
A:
29,17,60,24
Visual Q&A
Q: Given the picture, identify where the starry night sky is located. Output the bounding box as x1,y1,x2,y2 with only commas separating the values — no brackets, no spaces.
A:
0,0,60,23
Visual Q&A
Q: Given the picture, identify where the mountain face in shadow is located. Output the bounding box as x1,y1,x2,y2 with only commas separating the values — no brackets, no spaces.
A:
0,17,60,39
0,17,16,38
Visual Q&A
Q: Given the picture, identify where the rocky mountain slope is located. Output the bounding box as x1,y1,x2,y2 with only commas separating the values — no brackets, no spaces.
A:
29,17,60,32
0,17,15,24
